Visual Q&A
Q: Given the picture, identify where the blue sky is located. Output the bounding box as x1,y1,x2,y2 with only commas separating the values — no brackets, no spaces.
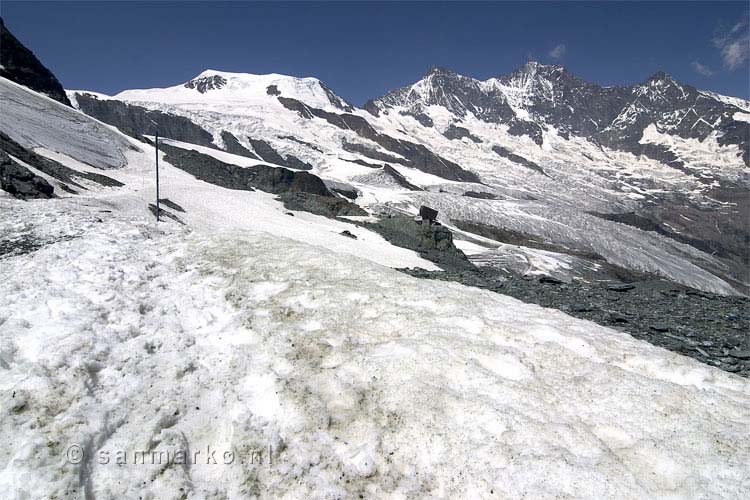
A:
3,1,749,104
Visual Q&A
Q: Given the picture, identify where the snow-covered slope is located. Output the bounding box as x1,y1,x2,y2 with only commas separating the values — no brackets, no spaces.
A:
1,77,132,169
2,197,749,499
3,40,750,500
2,76,438,271
116,69,352,111
67,66,749,294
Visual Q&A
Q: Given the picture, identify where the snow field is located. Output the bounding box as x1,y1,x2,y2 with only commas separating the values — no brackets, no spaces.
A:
1,199,748,499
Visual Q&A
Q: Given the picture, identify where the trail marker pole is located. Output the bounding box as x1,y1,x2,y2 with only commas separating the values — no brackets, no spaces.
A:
155,131,160,222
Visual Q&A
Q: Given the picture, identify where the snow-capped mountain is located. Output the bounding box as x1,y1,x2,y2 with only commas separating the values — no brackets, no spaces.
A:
2,18,750,500
66,64,749,295
116,69,354,112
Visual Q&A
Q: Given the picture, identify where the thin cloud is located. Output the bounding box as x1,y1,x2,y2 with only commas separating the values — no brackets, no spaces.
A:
691,61,715,76
549,44,566,59
713,13,749,70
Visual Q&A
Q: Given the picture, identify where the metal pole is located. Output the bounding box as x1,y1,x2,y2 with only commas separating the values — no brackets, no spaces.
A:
155,131,160,222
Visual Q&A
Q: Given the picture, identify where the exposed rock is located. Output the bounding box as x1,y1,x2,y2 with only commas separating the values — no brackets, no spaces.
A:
463,191,497,200
248,137,313,170
278,192,366,217
278,96,480,182
148,204,184,224
283,154,314,171
158,198,185,213
0,132,123,190
160,143,364,218
342,141,404,165
382,165,421,191
506,120,544,146
73,93,216,148
160,143,326,195
443,124,482,143
277,135,323,153
402,266,750,377
400,109,434,127
650,323,670,332
607,284,636,292
539,275,564,285
0,151,54,199
0,17,71,106
363,216,474,272
221,131,259,159
184,74,226,93
331,187,358,199
247,137,287,165
492,146,548,177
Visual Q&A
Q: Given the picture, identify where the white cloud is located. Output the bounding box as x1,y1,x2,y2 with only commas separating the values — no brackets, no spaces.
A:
548,43,566,59
713,13,749,70
691,61,715,76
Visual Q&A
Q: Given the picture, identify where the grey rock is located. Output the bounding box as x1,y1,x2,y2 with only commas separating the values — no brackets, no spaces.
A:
492,146,548,177
607,284,636,292
160,143,364,218
463,191,497,200
278,96,480,182
363,216,474,272
443,124,482,143
1,132,122,191
0,18,71,106
184,74,226,93
73,93,215,148
729,349,750,360
539,276,564,285
221,131,259,159
0,150,54,199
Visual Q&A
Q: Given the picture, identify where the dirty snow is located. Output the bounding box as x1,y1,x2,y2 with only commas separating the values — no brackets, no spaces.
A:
1,198,749,499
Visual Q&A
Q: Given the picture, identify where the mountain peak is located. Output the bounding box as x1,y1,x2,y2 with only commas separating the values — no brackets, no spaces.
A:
426,66,458,78
647,70,671,81
518,60,566,74
644,71,684,87
185,71,228,93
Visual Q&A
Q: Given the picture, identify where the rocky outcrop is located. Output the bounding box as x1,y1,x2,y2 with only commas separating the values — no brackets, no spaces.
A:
364,217,474,271
0,17,71,106
278,192,367,217
443,124,482,143
405,267,749,377
492,146,548,177
382,165,421,191
248,138,313,170
184,74,226,93
160,143,362,217
278,96,480,182
72,93,216,148
0,132,122,193
221,131,259,159
0,151,54,199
